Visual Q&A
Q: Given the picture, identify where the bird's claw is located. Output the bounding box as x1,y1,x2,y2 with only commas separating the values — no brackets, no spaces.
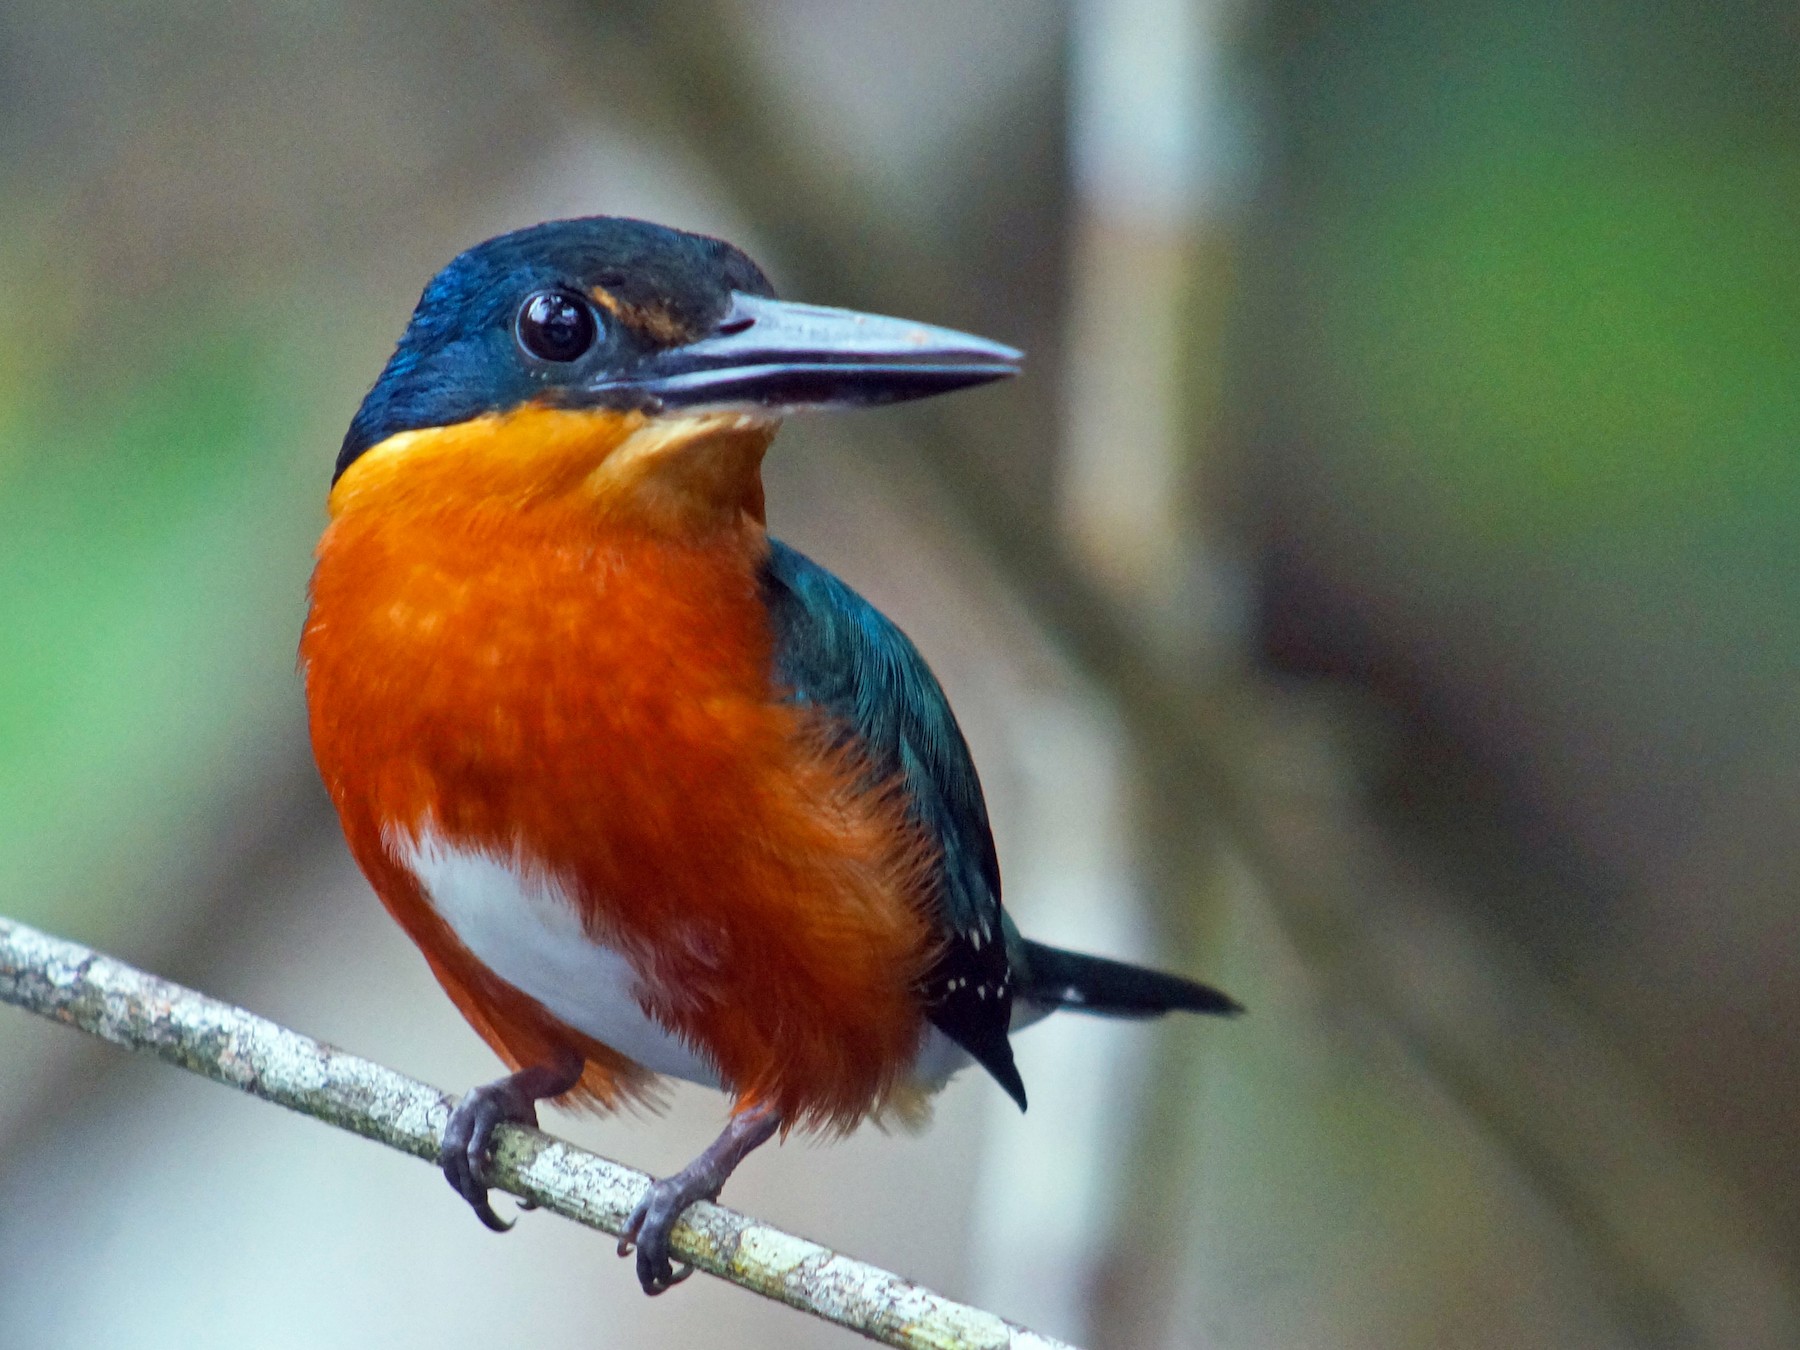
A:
617,1179,702,1294
439,1081,542,1233
612,1102,778,1294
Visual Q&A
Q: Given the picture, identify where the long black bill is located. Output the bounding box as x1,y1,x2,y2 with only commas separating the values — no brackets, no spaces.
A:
590,292,1022,412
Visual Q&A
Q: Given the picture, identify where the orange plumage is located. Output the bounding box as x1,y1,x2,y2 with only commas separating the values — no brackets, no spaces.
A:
301,405,936,1130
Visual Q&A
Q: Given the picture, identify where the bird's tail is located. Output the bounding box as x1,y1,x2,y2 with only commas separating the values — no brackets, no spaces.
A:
1018,940,1242,1018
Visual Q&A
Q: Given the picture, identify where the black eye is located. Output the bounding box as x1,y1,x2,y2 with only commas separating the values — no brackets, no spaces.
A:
516,289,598,362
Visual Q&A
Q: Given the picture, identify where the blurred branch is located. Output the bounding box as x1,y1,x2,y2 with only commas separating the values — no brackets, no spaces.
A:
0,915,1074,1350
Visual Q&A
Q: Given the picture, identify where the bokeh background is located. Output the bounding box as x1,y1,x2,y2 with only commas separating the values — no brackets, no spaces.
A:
2,2,1797,1347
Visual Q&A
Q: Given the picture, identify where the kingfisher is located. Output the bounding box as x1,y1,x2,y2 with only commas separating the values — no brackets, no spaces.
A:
301,216,1238,1295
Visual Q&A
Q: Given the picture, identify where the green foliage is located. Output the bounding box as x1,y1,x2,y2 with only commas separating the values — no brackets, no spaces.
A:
0,296,322,938
1326,144,1800,546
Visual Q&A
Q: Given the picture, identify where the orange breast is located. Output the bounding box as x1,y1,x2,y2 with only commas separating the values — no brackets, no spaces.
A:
301,407,935,1129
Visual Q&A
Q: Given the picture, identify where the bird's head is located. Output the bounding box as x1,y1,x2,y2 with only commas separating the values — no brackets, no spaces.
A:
332,216,1020,533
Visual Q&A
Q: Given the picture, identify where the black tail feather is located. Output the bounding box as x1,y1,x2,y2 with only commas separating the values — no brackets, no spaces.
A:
1019,940,1242,1019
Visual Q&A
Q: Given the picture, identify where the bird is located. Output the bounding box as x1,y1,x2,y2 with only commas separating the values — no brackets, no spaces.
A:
300,215,1240,1295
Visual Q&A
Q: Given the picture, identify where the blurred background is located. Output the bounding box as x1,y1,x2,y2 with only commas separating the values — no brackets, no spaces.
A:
1,1,1797,1346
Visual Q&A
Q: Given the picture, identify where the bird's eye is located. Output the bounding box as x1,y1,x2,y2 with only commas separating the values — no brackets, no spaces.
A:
516,289,599,362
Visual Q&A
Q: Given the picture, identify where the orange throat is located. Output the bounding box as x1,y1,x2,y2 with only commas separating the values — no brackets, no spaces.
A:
323,403,776,535
300,403,934,1129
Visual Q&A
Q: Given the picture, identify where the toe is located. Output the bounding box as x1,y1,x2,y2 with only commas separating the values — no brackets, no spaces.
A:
634,1216,691,1295
649,1249,696,1295
616,1198,648,1258
440,1089,519,1232
440,1139,515,1231
470,1196,516,1233
435,1063,580,1235
626,1182,699,1295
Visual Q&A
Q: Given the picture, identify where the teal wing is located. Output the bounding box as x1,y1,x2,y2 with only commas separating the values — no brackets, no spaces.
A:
759,538,1026,1108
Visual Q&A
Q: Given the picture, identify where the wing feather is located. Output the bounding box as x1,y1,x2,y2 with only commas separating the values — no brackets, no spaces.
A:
760,539,1025,1108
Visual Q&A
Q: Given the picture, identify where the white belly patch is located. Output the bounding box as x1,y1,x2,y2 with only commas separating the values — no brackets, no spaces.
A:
392,827,720,1087
392,828,1045,1107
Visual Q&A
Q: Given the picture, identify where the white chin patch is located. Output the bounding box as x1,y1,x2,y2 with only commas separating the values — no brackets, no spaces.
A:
391,826,720,1088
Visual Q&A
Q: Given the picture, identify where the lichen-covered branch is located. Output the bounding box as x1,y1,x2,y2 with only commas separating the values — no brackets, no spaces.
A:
0,914,1072,1350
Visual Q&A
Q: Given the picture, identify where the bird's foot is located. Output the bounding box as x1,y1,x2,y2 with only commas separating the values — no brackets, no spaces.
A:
617,1102,780,1295
440,1055,583,1232
617,1173,708,1293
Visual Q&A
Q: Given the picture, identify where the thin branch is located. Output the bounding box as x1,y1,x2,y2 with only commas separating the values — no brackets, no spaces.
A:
0,914,1073,1350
